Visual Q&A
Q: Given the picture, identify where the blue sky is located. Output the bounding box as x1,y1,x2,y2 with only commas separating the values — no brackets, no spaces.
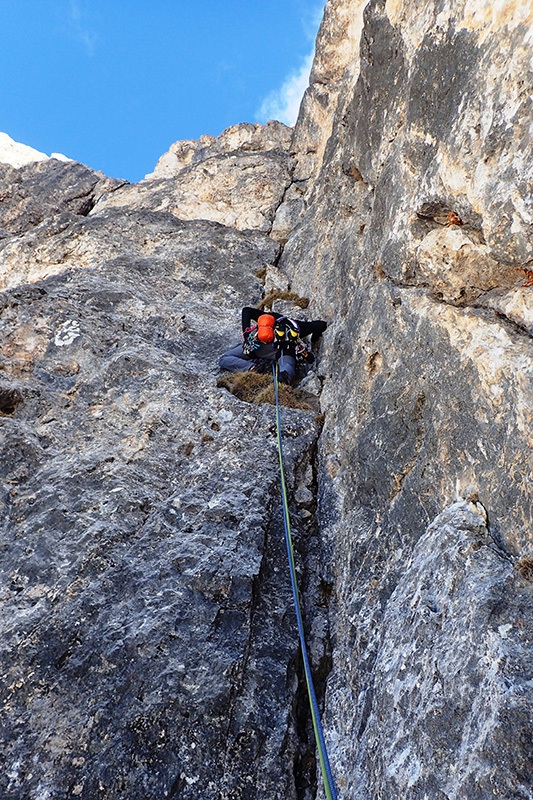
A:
0,1,325,182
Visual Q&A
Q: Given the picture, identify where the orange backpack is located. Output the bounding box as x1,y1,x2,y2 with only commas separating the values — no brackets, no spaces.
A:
256,314,276,343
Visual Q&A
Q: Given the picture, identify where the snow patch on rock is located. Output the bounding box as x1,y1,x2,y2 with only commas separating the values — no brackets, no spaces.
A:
0,132,70,168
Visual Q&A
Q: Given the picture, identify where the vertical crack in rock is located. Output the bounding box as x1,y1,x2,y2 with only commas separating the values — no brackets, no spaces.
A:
182,406,328,800
217,517,274,797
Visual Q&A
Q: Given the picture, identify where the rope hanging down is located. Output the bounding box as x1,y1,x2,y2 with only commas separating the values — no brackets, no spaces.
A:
272,363,339,800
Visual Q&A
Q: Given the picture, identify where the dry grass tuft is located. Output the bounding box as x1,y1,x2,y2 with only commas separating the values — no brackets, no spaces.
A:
515,556,533,582
217,371,316,410
259,290,309,311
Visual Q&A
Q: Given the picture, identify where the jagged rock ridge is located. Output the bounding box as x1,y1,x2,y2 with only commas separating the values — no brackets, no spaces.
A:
96,120,294,236
2,1,533,799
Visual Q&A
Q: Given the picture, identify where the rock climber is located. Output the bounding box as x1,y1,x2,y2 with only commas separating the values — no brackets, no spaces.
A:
218,306,327,384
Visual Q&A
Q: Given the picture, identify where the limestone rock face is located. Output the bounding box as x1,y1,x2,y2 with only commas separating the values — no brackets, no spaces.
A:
271,0,369,242
0,159,125,244
280,0,533,797
146,120,293,179
291,0,367,185
348,500,533,799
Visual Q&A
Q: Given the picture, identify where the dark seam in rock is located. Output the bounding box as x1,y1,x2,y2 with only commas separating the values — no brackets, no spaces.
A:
291,433,336,799
268,175,297,239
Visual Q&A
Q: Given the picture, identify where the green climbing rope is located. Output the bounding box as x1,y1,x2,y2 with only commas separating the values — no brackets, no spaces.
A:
272,362,338,800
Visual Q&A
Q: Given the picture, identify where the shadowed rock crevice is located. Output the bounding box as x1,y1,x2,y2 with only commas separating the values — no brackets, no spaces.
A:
0,387,24,415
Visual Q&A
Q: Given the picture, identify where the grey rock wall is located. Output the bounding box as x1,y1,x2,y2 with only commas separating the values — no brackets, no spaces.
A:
0,156,329,799
0,159,124,239
96,121,294,235
354,500,533,799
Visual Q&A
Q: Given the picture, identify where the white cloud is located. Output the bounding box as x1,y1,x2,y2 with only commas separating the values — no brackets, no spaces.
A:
69,0,96,55
257,50,314,127
304,2,327,40
256,1,325,126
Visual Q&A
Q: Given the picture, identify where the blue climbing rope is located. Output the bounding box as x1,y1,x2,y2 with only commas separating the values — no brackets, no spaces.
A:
272,362,339,800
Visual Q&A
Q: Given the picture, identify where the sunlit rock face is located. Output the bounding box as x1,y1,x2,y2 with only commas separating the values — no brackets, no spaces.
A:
271,0,369,243
2,1,533,799
281,0,533,797
94,121,295,234
146,120,293,179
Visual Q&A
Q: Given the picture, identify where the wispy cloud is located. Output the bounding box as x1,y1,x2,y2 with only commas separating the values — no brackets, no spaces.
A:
303,1,327,41
256,50,314,127
69,0,97,56
256,2,325,126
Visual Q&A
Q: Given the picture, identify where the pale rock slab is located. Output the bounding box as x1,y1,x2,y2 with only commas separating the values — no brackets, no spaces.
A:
146,120,293,179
